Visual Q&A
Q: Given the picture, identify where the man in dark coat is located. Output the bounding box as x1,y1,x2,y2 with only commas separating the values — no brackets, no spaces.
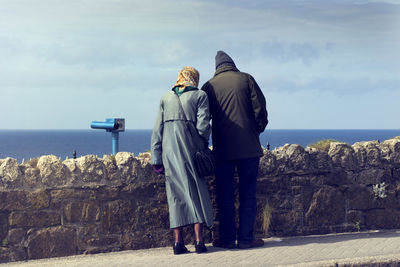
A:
201,50,268,249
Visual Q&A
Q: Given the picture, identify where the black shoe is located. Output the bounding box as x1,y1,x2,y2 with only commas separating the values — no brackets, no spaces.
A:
195,241,207,254
173,242,189,255
236,239,264,249
212,239,236,249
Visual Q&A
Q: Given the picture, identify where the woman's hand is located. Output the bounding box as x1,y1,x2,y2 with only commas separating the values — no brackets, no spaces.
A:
153,164,165,174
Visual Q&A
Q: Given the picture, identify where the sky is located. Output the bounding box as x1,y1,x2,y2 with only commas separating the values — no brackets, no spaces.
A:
0,0,399,130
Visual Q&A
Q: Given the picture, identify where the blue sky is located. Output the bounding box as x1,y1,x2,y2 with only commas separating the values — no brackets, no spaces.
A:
0,0,399,129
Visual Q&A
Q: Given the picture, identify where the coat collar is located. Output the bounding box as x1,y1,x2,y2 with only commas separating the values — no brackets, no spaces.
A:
214,65,240,77
172,85,198,96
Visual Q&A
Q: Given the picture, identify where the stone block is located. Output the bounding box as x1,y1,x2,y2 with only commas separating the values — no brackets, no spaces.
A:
0,158,22,189
101,200,134,234
37,155,70,187
50,188,96,200
0,213,8,241
122,182,160,202
0,190,49,211
86,235,120,247
323,171,350,186
305,185,345,226
346,185,376,210
346,210,365,227
269,210,303,236
329,143,358,170
63,158,81,184
115,152,137,184
393,168,400,180
0,247,26,263
257,176,288,195
6,228,26,247
273,144,310,175
63,201,100,223
305,147,333,173
26,226,77,260
76,224,99,249
76,155,106,184
353,168,390,185
365,209,400,229
102,155,122,185
381,137,400,166
9,211,60,228
259,150,277,175
353,141,382,168
23,167,41,188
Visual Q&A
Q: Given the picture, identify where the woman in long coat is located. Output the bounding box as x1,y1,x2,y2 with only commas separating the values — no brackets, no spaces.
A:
150,66,214,254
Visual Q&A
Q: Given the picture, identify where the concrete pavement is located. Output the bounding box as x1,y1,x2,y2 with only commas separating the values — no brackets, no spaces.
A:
2,230,400,267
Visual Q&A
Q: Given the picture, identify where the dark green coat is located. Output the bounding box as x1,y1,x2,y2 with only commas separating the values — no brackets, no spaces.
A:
201,66,268,161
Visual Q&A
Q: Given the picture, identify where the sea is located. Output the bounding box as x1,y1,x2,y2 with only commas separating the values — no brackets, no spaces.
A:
0,129,399,162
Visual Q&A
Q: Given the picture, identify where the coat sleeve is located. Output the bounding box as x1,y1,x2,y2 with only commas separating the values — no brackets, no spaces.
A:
196,92,211,146
248,75,268,133
150,99,164,165
200,82,214,118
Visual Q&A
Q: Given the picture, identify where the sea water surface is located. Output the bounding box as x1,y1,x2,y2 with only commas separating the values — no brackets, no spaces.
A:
0,129,399,162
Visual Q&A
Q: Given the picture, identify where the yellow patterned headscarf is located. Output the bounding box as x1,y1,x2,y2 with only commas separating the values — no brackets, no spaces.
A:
173,66,200,89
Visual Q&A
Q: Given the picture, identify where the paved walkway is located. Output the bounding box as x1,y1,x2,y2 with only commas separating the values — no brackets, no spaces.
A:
2,230,400,267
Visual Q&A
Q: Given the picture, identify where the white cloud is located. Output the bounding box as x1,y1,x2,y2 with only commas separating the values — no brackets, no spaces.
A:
0,0,399,129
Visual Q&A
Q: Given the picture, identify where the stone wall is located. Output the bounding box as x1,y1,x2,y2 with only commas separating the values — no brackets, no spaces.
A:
0,137,399,262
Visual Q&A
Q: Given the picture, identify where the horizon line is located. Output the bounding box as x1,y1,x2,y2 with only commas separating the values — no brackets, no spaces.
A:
0,128,399,131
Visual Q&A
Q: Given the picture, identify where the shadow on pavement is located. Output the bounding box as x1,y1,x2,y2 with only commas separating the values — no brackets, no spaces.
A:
263,229,400,248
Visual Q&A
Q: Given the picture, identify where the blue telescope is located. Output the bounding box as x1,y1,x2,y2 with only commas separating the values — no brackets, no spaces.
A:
90,118,125,154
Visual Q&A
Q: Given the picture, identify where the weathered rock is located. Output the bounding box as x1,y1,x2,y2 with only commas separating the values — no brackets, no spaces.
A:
257,176,288,195
0,158,21,188
328,142,358,170
346,210,365,226
63,158,81,184
0,247,26,263
0,213,8,241
115,152,136,184
102,155,122,185
270,210,303,236
352,141,382,168
321,171,349,186
76,224,99,250
22,166,41,188
63,201,100,223
136,152,151,165
76,155,106,184
134,161,159,184
37,155,69,187
291,186,315,212
364,209,400,229
101,200,134,234
273,144,310,174
305,147,333,173
6,228,26,247
86,235,120,247
50,188,97,200
380,137,400,166
9,211,60,228
305,186,345,226
259,150,277,175
352,168,391,185
0,190,49,211
26,226,77,260
346,185,376,210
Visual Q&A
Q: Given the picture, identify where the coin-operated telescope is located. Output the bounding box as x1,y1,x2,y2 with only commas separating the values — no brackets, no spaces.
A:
90,118,125,154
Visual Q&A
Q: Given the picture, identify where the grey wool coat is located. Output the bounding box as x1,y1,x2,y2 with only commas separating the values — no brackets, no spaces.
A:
150,88,214,229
